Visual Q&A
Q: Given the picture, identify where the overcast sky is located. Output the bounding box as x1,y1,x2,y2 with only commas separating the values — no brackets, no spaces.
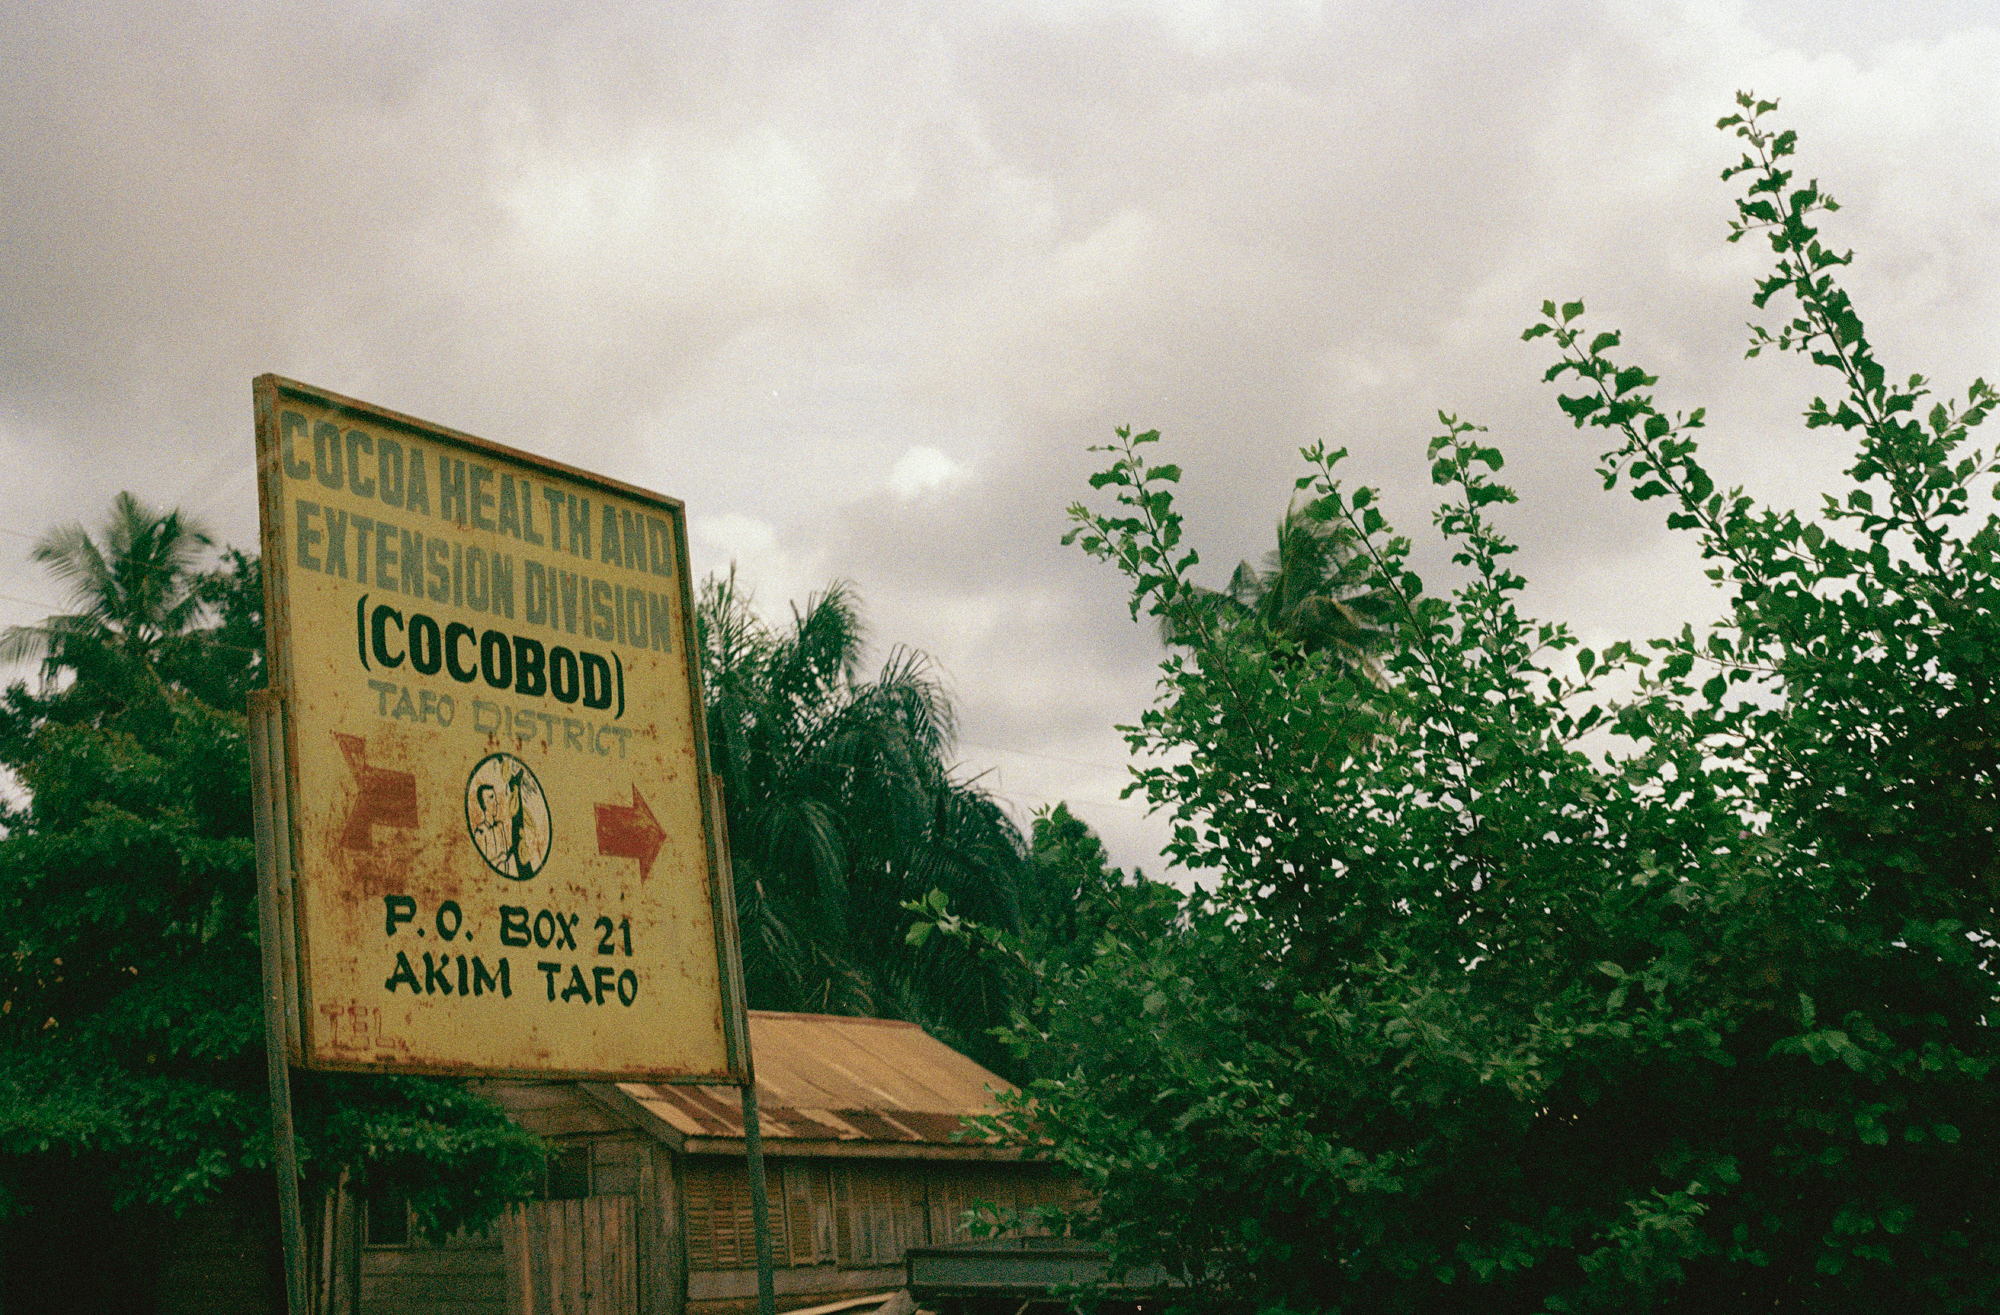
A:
4,0,1997,874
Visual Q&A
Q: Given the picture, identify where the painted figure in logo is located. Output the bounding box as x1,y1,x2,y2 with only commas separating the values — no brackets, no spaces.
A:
464,753,552,880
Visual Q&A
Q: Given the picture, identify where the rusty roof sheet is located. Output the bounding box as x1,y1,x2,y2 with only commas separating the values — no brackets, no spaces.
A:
616,1011,1013,1147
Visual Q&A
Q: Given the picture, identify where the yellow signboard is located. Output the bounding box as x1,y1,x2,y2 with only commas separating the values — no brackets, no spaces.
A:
253,376,747,1082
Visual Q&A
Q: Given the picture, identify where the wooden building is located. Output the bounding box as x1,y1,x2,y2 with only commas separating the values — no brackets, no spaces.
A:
348,1011,1073,1315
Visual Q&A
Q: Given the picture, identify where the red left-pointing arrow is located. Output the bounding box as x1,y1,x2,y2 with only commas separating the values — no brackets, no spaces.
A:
335,733,419,850
596,786,666,880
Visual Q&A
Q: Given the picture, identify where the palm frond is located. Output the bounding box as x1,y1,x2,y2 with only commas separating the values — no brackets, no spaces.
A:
695,569,1028,1058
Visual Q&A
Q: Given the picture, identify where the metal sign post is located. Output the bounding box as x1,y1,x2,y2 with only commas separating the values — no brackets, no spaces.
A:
740,1078,778,1315
250,691,310,1315
709,782,776,1315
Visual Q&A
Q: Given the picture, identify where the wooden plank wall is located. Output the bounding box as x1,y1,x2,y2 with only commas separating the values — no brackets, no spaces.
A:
641,1142,685,1315
358,1137,647,1315
502,1197,638,1315
682,1159,1077,1274
360,1231,507,1315
477,1083,632,1140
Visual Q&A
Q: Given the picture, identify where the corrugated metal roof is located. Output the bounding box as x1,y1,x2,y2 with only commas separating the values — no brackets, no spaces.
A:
614,1011,1014,1149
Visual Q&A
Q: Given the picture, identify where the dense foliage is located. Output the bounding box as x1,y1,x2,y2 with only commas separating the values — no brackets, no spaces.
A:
935,96,2000,1312
697,570,1033,1073
0,497,541,1238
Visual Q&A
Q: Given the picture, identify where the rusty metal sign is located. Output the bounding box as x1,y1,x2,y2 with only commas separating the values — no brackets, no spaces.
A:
253,375,748,1082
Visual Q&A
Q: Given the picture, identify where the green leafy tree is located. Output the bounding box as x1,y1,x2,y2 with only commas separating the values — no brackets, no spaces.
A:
697,570,1029,1072
926,95,2000,1312
0,496,541,1284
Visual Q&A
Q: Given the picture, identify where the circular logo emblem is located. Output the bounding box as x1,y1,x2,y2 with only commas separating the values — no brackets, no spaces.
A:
464,753,551,881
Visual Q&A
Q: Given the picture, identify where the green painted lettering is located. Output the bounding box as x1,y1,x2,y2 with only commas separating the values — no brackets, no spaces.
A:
645,515,672,576
351,514,373,582
592,578,614,639
491,553,514,619
375,520,398,589
439,458,467,524
599,504,622,566
620,509,642,571
558,571,579,633
469,464,496,531
345,428,375,497
426,538,450,603
471,956,510,997
295,500,323,572
543,487,568,552
465,546,489,612
649,590,672,654
313,420,343,490
399,529,424,595
377,438,405,507
384,951,421,993
626,587,647,649
324,508,349,579
524,560,549,626
406,446,431,515
281,411,312,480
498,476,523,539
520,480,544,545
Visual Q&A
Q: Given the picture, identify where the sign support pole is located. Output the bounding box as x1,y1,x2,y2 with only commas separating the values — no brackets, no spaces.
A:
740,1078,777,1315
251,691,312,1315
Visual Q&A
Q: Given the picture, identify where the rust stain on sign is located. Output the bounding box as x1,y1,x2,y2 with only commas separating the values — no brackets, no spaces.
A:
335,733,420,848
254,374,743,1083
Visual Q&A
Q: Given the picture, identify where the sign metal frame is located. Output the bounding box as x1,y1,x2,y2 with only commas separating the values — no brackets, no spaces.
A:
253,373,751,1086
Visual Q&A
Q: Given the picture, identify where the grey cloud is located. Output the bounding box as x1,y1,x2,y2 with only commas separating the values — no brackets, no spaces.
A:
3,0,1997,873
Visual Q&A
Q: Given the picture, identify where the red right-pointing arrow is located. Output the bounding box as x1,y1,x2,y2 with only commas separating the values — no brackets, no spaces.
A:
596,786,665,880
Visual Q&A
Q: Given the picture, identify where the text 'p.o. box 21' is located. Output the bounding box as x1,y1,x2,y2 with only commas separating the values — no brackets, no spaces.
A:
254,375,747,1082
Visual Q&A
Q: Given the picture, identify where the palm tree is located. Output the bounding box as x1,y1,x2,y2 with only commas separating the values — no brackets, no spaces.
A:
697,570,1026,1068
0,493,219,706
1166,500,1390,680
